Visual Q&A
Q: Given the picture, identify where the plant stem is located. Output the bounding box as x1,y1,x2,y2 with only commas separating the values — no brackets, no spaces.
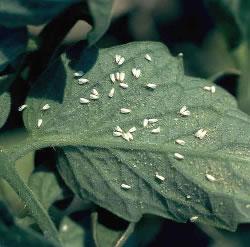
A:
1,162,62,246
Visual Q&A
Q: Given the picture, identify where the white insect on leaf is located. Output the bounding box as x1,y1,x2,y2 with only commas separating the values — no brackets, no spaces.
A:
115,126,123,132
195,129,207,139
110,73,116,83
203,86,211,91
115,54,121,64
179,105,191,116
119,83,128,89
148,118,158,124
132,68,141,78
78,78,89,85
190,216,198,222
122,132,131,141
115,72,120,81
113,131,123,137
145,53,152,61
120,108,131,114
119,72,125,82
91,88,99,96
174,153,184,160
74,71,84,77
127,132,134,140
175,139,185,145
79,98,90,104
128,127,136,133
203,85,216,93
115,54,125,65
18,104,28,112
90,94,99,100
143,119,149,127
146,83,157,89
41,103,50,111
151,127,160,133
118,56,125,65
61,224,68,232
206,173,216,182
108,88,115,98
211,86,216,93
155,172,165,182
178,52,184,58
37,119,43,128
121,183,131,190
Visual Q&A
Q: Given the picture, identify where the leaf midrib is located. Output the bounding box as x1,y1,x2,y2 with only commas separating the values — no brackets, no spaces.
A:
8,133,250,164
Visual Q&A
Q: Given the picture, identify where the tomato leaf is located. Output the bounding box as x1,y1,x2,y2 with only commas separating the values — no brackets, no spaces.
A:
23,41,250,231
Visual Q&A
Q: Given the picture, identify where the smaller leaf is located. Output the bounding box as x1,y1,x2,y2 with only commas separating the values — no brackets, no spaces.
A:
87,0,114,45
28,171,64,210
0,201,55,247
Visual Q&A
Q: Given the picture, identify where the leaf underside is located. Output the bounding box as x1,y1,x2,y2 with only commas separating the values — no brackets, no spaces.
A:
24,41,250,231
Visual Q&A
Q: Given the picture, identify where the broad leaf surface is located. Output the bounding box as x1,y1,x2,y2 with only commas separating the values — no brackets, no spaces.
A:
0,201,55,247
0,26,27,72
0,92,11,128
24,41,250,231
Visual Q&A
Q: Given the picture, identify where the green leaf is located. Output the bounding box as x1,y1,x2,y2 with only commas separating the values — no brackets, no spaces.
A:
206,0,250,44
0,0,80,27
0,91,11,128
58,216,93,247
0,201,55,247
28,171,64,210
87,0,114,45
0,1,113,46
23,41,250,231
0,26,27,72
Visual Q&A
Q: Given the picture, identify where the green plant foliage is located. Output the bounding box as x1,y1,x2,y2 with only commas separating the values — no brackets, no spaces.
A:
28,171,64,210
0,0,113,47
0,26,27,72
87,0,114,45
0,201,55,247
22,41,250,231
0,0,80,27
207,0,250,46
0,92,11,128
59,216,93,247
92,212,135,247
